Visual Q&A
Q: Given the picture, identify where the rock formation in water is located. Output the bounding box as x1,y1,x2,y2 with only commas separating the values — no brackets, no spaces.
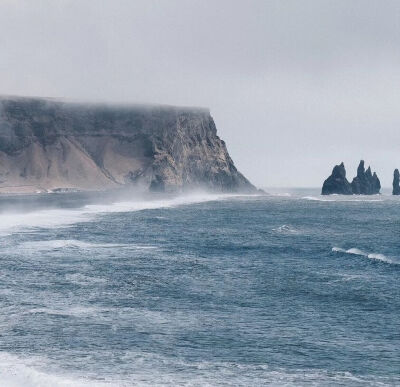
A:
321,162,353,195
0,96,256,194
393,169,400,195
351,160,380,195
322,160,381,195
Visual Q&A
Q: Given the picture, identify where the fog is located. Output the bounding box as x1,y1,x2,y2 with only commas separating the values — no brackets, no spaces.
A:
1,0,399,187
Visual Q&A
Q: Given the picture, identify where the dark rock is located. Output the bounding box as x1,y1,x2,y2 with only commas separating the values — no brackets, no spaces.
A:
393,169,400,195
0,96,257,193
372,172,381,195
321,162,353,195
351,160,380,195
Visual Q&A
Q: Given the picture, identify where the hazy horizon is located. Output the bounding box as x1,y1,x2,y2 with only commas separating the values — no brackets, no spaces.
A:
1,0,399,188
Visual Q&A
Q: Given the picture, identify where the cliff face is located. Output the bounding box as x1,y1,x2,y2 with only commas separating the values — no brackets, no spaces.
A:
0,96,256,194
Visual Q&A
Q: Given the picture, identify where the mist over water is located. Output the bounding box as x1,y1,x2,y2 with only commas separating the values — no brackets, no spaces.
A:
0,190,399,386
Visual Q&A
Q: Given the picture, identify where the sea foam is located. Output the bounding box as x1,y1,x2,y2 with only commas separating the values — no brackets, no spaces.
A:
0,193,239,235
18,240,156,251
332,247,396,264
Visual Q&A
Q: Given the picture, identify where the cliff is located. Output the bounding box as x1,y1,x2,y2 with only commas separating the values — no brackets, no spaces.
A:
0,96,256,194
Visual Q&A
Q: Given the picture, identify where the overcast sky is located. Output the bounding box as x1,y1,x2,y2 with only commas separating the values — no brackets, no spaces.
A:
1,0,399,187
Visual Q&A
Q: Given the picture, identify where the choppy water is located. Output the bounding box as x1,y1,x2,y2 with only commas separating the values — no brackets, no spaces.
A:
0,189,399,386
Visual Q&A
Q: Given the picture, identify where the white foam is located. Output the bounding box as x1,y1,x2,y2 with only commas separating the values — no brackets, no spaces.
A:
332,247,346,253
65,273,107,286
0,193,241,235
270,193,291,197
18,240,156,251
0,351,396,387
303,196,383,202
82,193,235,214
302,196,329,201
273,225,299,234
367,253,393,264
346,248,367,256
332,247,396,264
30,306,107,318
0,353,111,387
0,209,89,235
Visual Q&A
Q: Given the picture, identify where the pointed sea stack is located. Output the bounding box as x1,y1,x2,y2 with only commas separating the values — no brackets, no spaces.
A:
351,160,380,195
321,162,353,195
372,172,381,195
393,169,400,195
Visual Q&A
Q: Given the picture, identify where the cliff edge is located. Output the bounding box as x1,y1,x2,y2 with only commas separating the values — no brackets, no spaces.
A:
0,96,256,194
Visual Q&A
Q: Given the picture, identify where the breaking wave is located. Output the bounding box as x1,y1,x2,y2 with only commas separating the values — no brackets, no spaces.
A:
332,247,396,264
18,240,156,251
0,193,239,235
272,225,300,234
303,196,383,202
0,351,396,387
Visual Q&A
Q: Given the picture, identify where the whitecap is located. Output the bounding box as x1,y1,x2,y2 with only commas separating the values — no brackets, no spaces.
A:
0,352,112,387
346,248,367,256
18,240,156,251
367,253,393,264
332,247,346,253
65,273,107,286
0,193,253,236
273,225,299,234
303,196,383,202
30,306,107,318
270,193,291,197
332,247,397,264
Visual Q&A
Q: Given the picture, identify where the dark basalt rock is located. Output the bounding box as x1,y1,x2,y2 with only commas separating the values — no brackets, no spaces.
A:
372,172,381,195
393,169,400,195
351,160,380,195
321,162,353,195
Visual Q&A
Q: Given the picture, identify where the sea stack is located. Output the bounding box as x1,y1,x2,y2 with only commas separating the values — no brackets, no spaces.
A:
350,160,380,195
321,162,353,195
393,169,400,195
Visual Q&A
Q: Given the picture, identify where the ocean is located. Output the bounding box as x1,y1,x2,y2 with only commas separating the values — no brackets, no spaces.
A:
0,189,399,386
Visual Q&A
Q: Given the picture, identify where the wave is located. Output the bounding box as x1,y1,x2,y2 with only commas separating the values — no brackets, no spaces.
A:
269,193,291,197
65,273,107,286
0,192,242,235
303,196,383,202
0,353,111,387
0,351,396,387
332,247,396,264
272,224,300,234
18,239,156,251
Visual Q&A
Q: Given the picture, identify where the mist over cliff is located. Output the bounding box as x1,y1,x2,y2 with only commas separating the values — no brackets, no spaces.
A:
0,96,255,194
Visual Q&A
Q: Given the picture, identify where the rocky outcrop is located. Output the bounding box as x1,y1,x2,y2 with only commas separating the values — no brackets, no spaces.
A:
321,162,352,195
322,160,381,195
351,161,380,195
393,169,400,195
0,96,256,194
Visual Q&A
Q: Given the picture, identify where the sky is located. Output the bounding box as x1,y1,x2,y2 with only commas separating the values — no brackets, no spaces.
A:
0,0,399,188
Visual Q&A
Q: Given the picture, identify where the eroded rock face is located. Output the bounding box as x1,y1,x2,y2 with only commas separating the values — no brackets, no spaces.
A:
0,96,256,193
321,162,352,195
351,161,380,195
393,169,400,195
